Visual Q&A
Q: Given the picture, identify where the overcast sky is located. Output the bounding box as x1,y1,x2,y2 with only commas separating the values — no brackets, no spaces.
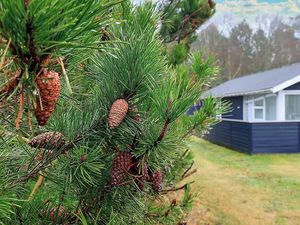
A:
133,0,300,35
132,0,300,19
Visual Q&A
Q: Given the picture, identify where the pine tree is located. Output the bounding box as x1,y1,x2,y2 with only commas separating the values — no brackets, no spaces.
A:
0,1,228,224
159,0,216,66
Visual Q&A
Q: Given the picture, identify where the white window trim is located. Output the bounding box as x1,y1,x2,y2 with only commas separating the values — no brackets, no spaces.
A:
244,94,278,122
253,97,265,121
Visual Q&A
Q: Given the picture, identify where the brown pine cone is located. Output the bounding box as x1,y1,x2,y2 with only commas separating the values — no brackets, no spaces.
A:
151,170,163,192
49,206,70,220
111,152,132,186
108,99,129,129
28,132,65,149
40,206,70,222
35,70,60,126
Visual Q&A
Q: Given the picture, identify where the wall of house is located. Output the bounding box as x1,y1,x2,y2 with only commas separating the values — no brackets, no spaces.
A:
205,120,252,153
205,120,300,154
222,96,243,120
251,122,300,153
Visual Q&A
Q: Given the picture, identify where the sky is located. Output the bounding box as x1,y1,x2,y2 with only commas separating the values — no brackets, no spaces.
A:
213,0,300,21
133,0,300,33
207,0,300,35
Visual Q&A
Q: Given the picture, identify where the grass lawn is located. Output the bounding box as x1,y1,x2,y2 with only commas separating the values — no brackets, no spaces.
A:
185,136,300,225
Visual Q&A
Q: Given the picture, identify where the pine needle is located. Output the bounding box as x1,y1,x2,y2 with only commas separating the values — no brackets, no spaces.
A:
58,57,73,94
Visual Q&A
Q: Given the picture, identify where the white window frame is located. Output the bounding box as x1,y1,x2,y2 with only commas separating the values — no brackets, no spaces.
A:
243,94,277,122
253,97,265,121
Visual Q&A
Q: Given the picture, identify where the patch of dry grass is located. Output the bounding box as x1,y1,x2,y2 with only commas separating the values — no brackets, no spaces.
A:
185,137,300,225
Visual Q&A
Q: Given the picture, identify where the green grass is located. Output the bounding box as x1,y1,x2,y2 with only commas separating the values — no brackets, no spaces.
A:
186,136,300,225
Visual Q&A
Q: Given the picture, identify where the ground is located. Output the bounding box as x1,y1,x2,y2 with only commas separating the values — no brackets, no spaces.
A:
185,136,300,225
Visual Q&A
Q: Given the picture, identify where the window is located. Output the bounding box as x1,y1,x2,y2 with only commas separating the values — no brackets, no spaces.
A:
254,98,264,120
285,95,300,120
243,94,277,121
265,95,277,120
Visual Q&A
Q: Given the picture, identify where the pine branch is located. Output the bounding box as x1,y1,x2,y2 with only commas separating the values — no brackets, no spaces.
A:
154,118,171,147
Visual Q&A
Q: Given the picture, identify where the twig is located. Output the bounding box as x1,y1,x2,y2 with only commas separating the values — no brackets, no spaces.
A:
181,161,194,179
15,84,24,129
28,174,44,201
160,181,195,194
182,169,197,180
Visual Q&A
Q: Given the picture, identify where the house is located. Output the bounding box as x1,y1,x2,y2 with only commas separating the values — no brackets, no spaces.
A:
202,62,300,154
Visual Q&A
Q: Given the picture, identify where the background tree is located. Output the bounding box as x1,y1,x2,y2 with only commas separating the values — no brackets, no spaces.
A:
0,1,227,224
194,16,300,85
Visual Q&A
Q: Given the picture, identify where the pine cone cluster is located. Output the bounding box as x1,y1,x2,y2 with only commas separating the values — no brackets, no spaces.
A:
111,152,132,186
108,99,129,129
29,132,65,149
35,70,60,126
151,170,163,192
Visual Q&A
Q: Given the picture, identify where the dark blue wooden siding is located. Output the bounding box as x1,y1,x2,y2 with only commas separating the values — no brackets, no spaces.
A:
222,96,243,120
251,123,300,153
205,120,252,153
205,121,300,154
284,81,300,90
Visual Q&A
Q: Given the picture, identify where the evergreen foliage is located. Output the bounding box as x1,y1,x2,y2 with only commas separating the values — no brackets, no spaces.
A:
0,1,228,224
160,0,215,42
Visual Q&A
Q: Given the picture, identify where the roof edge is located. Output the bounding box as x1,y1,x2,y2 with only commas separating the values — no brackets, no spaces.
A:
202,89,273,98
271,74,300,93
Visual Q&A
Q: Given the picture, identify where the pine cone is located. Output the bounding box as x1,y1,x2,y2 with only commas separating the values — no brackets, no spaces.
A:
111,152,132,186
35,70,60,126
151,170,163,192
108,99,129,129
49,206,70,220
40,206,70,222
29,132,65,149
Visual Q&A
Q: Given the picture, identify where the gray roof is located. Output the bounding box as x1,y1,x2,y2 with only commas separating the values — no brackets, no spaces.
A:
204,62,300,97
